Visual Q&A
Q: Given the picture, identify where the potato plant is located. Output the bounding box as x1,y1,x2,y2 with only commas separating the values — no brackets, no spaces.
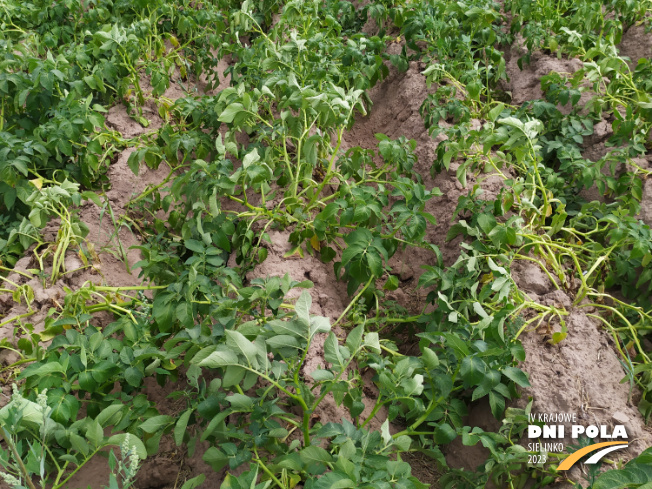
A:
1,0,651,488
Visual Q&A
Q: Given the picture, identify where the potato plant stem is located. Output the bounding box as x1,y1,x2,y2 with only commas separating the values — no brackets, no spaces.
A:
580,301,650,362
253,449,287,489
0,428,38,489
54,448,102,489
332,275,374,329
230,363,311,440
0,266,33,279
305,127,344,211
360,396,384,429
0,311,35,328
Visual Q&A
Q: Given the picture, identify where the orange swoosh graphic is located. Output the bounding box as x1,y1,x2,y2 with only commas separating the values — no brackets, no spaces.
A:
557,442,628,471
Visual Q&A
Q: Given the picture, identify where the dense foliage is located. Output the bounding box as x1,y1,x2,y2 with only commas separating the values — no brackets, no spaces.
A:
0,0,651,488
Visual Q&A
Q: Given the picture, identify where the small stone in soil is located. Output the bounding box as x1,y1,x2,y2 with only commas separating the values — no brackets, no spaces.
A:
612,411,629,425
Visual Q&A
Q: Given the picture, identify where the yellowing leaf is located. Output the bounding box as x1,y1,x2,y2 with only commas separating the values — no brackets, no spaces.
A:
549,331,567,345
289,474,301,488
480,272,493,284
642,253,651,267
30,178,43,190
40,327,61,342
283,246,304,259
310,234,321,251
